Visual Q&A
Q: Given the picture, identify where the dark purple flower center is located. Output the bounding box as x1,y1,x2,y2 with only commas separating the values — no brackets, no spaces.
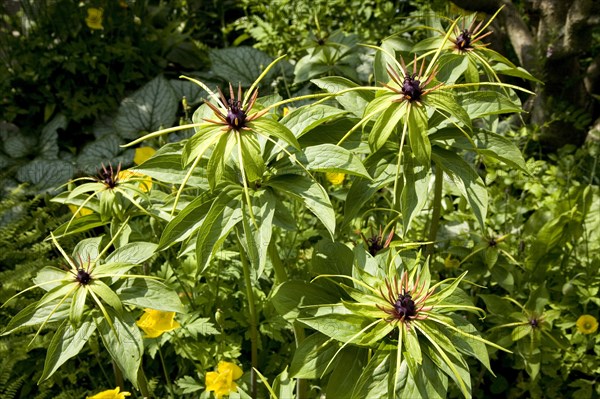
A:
367,235,384,256
226,99,247,130
393,293,417,319
402,75,422,102
456,29,472,51
96,164,120,189
76,268,91,285
530,318,539,328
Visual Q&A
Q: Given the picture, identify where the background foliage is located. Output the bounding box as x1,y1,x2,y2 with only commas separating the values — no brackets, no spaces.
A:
0,0,599,398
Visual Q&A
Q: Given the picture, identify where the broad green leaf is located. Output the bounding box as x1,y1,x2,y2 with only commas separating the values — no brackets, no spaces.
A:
472,130,527,172
401,152,431,234
133,142,206,186
93,262,137,278
281,104,349,138
407,352,448,399
15,159,74,191
97,311,143,387
247,190,275,276
104,242,158,265
417,323,472,398
207,131,235,189
39,318,97,382
76,134,127,175
512,325,531,341
114,75,178,139
373,35,413,87
311,238,354,277
351,348,391,399
239,132,265,183
301,144,370,179
432,147,488,230
299,305,373,343
73,237,103,262
209,47,276,87
157,192,215,250
115,279,185,313
52,213,109,238
311,77,373,117
271,281,339,321
289,333,340,379
343,156,396,228
426,90,472,131
326,347,368,398
457,91,522,119
436,54,470,84
406,106,431,167
430,128,528,173
33,266,71,291
369,101,406,152
70,286,87,325
182,125,225,167
2,300,70,336
90,280,123,314
267,174,335,237
250,118,301,150
196,190,243,273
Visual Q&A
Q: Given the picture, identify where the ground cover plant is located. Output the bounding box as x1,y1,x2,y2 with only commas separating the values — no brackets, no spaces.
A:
1,1,599,399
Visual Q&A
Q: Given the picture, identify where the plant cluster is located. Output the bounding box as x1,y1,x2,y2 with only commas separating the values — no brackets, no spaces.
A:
1,4,599,399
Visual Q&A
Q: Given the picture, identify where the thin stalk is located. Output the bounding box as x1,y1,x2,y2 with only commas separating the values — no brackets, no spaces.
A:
268,241,307,398
267,240,288,283
237,229,258,398
293,322,308,399
158,346,175,398
113,361,125,392
392,110,410,208
426,163,444,255
137,366,151,398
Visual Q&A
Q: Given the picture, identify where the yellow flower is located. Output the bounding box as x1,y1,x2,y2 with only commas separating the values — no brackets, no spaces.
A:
136,309,180,338
134,147,156,165
85,8,104,30
68,204,93,218
576,314,598,334
282,107,290,116
444,254,460,269
205,361,243,399
117,170,153,192
86,387,131,399
325,172,345,185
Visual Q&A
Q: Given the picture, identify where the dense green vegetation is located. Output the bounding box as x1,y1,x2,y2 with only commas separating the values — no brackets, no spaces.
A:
1,1,598,398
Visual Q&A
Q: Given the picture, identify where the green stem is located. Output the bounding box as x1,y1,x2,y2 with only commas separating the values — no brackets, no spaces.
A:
267,240,288,283
113,361,124,392
237,229,258,399
137,365,151,398
158,345,175,398
293,322,308,399
268,240,307,398
426,163,444,255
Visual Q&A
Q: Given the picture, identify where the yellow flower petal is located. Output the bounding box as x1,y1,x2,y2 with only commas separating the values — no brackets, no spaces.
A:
576,314,598,334
136,309,180,338
86,387,131,399
117,170,153,192
325,172,345,185
68,204,93,218
134,147,156,165
217,361,243,380
85,8,104,30
205,361,243,399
